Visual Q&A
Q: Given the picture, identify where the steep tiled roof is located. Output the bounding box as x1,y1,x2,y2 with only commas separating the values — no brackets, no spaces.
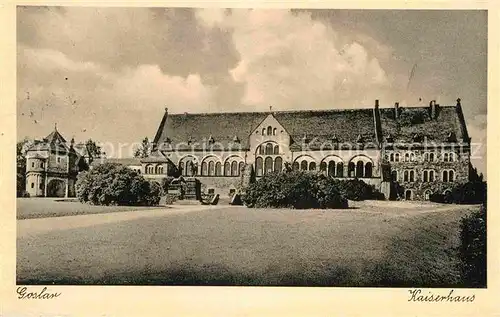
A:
153,108,378,150
27,128,70,153
154,112,266,150
44,129,67,144
379,106,466,143
90,157,143,167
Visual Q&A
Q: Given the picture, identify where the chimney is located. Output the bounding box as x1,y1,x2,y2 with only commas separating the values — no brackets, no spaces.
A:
430,100,439,119
394,102,400,119
375,99,379,108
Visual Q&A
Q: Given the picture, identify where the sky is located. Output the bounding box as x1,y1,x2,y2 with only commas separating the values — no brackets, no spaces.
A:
16,7,487,175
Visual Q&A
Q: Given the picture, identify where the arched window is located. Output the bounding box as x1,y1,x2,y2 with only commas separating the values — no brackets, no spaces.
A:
215,162,222,176
348,162,355,177
336,162,344,177
449,170,455,182
209,161,215,176
264,157,273,175
356,161,364,178
231,161,238,176
320,162,327,174
185,160,196,176
267,126,272,135
429,170,435,182
410,153,415,162
301,160,308,171
255,157,263,177
404,153,410,162
423,170,428,182
390,153,394,162
442,170,448,182
148,164,155,174
409,170,415,182
424,190,432,201
274,157,282,172
265,143,273,155
239,162,245,175
449,153,455,162
292,161,299,171
328,161,335,177
224,161,231,176
364,162,373,178
262,128,266,135
273,128,277,136
430,153,435,161
309,162,316,171
391,170,398,182
156,165,163,174
258,145,264,155
443,153,449,162
424,153,429,162
201,162,208,176
404,170,409,182
273,145,279,155
395,153,400,162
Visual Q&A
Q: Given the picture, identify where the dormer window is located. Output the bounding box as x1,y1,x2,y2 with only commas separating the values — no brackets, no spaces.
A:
187,136,193,145
385,134,393,143
208,135,215,145
165,137,171,144
331,134,339,143
356,134,363,143
412,134,422,142
446,132,457,142
233,136,240,143
302,134,308,143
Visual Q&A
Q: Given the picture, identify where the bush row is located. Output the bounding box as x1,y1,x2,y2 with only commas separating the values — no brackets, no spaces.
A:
430,181,487,204
76,163,162,206
458,204,486,287
242,171,383,209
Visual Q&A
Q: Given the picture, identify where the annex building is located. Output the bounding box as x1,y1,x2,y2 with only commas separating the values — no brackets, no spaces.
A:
26,98,472,201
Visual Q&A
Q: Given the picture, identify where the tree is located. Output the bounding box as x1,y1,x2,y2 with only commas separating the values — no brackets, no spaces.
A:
75,162,162,206
16,138,31,196
85,139,102,164
134,137,151,158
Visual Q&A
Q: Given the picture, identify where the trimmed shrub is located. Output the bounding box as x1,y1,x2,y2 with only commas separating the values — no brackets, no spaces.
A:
76,163,162,206
458,204,486,287
430,181,487,204
242,171,348,209
333,178,384,201
160,176,175,193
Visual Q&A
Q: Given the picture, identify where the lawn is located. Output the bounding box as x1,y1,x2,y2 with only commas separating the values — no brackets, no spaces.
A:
16,201,481,286
16,198,167,219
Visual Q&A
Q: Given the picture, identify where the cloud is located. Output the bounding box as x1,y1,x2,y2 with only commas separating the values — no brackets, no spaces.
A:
196,9,392,109
17,45,214,145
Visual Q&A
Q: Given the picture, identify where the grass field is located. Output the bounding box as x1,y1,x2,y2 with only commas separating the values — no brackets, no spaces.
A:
16,198,166,219
16,199,480,286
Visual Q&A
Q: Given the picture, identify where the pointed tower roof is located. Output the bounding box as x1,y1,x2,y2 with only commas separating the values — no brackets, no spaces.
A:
44,123,67,144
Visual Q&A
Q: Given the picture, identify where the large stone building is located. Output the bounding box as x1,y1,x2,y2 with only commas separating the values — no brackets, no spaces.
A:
26,98,472,200
139,98,471,200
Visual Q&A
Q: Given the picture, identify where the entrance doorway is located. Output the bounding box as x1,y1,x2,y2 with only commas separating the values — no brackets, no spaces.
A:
405,190,413,201
47,179,66,197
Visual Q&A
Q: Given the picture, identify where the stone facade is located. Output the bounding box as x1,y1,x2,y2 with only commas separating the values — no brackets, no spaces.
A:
24,127,83,197
129,98,472,201
29,99,472,201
